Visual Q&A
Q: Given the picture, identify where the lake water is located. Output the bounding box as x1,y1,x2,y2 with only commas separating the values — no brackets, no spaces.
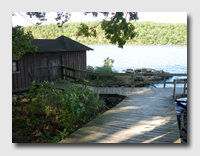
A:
86,45,187,88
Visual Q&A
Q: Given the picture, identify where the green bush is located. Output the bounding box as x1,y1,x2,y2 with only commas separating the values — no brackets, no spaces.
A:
87,65,95,72
86,65,96,80
95,66,116,81
103,57,114,68
86,57,117,82
86,65,117,82
17,81,106,142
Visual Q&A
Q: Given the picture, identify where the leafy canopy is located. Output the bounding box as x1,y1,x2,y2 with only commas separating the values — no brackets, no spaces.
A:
77,12,139,48
12,26,37,60
24,21,187,46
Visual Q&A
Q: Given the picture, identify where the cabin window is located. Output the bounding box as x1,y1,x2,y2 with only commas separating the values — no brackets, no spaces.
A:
12,61,17,71
12,60,20,74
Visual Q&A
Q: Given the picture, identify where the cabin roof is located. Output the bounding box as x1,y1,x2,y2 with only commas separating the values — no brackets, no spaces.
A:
31,35,93,52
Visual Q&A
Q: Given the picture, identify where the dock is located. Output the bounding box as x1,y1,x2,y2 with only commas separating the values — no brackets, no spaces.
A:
59,87,182,143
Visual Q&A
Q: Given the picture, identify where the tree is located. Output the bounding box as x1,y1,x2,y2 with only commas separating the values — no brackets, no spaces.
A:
77,12,139,48
12,26,37,60
103,57,114,68
12,12,139,60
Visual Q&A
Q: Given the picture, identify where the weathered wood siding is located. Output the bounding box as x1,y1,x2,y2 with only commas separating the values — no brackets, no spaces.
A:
12,51,87,92
62,51,86,79
12,53,35,92
35,52,62,83
35,51,86,83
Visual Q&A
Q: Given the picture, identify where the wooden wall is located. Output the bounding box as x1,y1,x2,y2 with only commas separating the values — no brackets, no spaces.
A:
12,51,87,92
12,53,35,92
62,51,86,79
35,52,62,83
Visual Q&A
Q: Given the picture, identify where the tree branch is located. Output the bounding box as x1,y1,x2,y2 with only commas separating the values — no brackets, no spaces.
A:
95,14,108,27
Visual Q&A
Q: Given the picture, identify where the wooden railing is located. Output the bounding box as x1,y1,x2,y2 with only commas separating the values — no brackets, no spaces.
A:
173,78,187,100
62,66,187,89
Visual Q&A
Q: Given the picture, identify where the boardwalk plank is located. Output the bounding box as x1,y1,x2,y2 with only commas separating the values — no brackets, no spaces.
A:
60,87,181,143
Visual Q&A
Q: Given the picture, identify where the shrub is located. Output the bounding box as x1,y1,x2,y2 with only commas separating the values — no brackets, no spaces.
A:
86,65,96,80
103,57,114,68
86,57,117,82
95,65,116,81
14,81,106,142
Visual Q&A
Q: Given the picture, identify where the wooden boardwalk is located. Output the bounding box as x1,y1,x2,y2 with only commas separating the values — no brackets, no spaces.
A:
59,86,182,143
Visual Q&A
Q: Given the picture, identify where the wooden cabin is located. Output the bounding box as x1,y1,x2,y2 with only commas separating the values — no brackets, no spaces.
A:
12,35,93,92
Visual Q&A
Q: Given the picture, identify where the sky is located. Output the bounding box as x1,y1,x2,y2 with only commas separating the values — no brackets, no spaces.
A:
12,12,187,27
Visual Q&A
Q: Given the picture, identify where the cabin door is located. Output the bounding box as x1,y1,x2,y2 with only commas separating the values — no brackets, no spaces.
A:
47,55,62,81
35,54,62,83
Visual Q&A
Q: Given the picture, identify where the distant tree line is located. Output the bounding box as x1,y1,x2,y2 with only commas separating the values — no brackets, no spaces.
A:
24,21,187,46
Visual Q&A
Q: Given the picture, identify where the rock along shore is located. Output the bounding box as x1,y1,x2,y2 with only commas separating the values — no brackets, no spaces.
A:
100,68,172,88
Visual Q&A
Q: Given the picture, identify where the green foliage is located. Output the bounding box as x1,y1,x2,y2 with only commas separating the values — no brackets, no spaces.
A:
13,12,186,61
13,12,138,56
77,23,96,37
86,57,117,82
86,65,96,80
24,21,187,46
28,81,105,124
77,12,139,48
12,26,37,60
101,17,137,48
26,12,71,26
54,12,71,27
95,66,117,82
103,57,114,68
131,22,187,45
13,81,106,143
95,65,113,73
87,65,95,72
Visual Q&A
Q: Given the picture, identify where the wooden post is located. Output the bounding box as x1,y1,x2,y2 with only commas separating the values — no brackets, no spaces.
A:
131,73,134,88
63,66,65,80
97,73,99,88
173,79,177,100
47,56,50,81
183,79,187,98
79,64,80,79
73,70,77,82
164,76,166,88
